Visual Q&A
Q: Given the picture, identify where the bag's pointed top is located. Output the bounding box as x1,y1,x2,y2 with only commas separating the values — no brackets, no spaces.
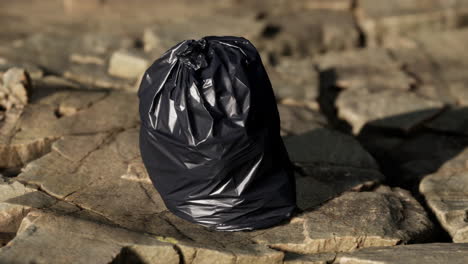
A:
177,38,208,71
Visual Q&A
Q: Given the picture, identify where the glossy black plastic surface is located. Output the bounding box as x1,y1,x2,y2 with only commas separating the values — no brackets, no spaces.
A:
138,36,296,231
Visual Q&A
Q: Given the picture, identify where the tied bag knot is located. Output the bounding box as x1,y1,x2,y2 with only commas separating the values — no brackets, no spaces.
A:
176,38,208,71
138,36,296,231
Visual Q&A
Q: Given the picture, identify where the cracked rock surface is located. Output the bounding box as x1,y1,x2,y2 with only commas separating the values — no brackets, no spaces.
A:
335,243,468,264
420,146,468,243
1,0,468,263
0,77,138,168
357,0,468,46
252,186,433,254
316,48,444,134
0,76,434,262
0,211,180,264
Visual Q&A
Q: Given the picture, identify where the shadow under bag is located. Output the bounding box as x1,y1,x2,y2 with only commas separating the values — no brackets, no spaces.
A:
138,36,296,231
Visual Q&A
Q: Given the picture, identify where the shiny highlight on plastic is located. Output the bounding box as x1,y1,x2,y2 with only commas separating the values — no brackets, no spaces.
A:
138,36,296,231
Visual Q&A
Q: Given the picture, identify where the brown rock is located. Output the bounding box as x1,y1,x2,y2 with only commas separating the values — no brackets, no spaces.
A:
121,157,152,184
232,244,284,264
420,167,468,242
316,48,413,91
257,10,359,59
336,243,468,264
450,82,468,106
389,29,468,104
0,108,23,167
69,53,105,65
0,62,43,80
252,186,433,254
0,32,143,90
175,242,285,264
0,68,32,110
0,31,133,74
107,50,148,80
115,244,180,264
300,0,351,10
278,105,327,137
16,129,170,236
236,0,352,15
357,0,468,46
178,244,236,264
64,63,136,91
0,79,138,168
336,89,444,134
142,15,263,56
0,211,179,264
268,58,319,106
284,252,336,264
0,178,55,245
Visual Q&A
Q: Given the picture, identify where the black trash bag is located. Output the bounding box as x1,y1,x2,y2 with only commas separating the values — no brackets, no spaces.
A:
138,36,296,231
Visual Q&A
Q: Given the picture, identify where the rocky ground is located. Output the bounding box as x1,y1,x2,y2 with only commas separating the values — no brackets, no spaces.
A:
1,0,468,263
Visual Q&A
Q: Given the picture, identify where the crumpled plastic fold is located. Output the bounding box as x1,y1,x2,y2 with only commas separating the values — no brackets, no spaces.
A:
138,36,296,231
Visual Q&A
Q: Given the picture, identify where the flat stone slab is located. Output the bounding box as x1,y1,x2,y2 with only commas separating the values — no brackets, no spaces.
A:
285,128,380,170
388,29,468,104
16,130,171,235
315,47,446,134
268,58,319,107
142,14,263,56
298,0,351,10
285,243,468,264
316,48,413,91
252,186,433,254
0,177,72,246
336,243,468,264
0,211,179,264
357,0,468,46
0,60,43,80
278,105,327,137
420,156,468,242
256,10,359,59
63,63,138,91
0,32,141,90
336,89,444,134
284,128,384,209
0,76,139,168
107,50,148,79
237,0,352,16
284,252,336,264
